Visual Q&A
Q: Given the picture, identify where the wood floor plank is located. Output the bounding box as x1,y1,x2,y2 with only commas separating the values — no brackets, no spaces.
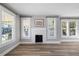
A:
5,42,79,56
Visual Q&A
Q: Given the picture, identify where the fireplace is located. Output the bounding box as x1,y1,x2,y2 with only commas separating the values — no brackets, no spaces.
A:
35,35,43,43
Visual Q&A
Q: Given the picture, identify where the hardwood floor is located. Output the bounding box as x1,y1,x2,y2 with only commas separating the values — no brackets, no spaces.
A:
5,42,79,56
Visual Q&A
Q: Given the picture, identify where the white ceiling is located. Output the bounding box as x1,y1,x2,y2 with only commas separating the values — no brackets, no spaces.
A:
3,3,79,16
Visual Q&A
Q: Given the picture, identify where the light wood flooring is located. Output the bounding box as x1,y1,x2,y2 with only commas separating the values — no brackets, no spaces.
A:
5,42,79,56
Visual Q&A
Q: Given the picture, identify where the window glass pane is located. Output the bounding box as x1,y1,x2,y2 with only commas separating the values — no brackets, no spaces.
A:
69,21,76,28
22,18,31,38
23,19,30,36
1,11,14,42
47,18,54,36
47,17,56,39
62,29,67,36
61,21,67,36
48,18,54,28
1,21,12,41
69,21,76,36
62,21,67,28
69,28,75,36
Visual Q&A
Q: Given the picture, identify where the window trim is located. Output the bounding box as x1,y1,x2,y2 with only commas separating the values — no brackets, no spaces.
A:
0,5,16,47
61,19,78,38
21,17,31,39
46,17,57,39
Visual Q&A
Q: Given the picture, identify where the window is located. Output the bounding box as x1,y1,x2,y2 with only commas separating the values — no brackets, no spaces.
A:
61,19,77,37
47,17,56,39
21,18,31,39
1,11,14,43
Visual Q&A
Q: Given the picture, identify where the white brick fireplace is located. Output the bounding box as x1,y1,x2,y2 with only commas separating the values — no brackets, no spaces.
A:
31,28,47,43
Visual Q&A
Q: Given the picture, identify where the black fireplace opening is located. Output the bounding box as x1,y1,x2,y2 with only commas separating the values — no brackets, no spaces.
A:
35,35,43,43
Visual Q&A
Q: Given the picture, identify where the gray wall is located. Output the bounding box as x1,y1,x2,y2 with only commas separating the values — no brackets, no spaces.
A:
21,16,61,43
21,16,79,43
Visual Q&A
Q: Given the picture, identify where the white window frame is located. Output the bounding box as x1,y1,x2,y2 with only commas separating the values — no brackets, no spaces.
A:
61,19,78,38
47,17,56,39
0,5,16,47
21,17,31,39
1,10,15,42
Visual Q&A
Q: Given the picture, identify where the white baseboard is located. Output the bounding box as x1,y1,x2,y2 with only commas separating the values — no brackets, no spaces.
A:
61,40,79,42
44,41,61,44
20,41,61,44
0,42,20,56
20,42,35,44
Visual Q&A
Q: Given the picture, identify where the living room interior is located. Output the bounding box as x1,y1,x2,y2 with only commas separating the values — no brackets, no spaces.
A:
0,3,79,56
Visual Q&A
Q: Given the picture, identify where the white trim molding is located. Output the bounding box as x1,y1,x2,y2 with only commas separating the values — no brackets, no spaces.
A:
20,41,61,44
